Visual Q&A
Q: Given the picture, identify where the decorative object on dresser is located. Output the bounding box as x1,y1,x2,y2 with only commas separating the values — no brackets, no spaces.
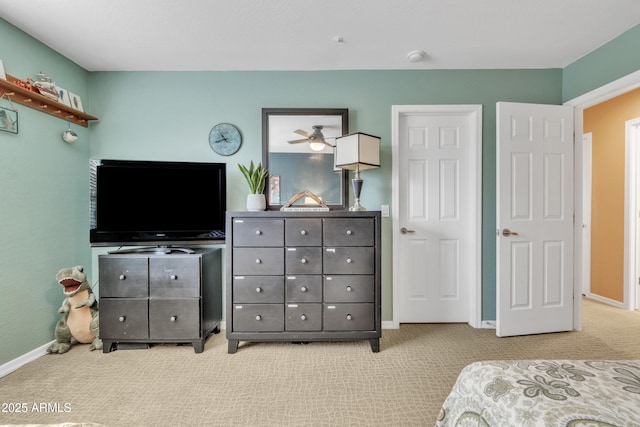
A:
99,248,222,353
334,132,381,211
238,161,269,211
226,211,381,353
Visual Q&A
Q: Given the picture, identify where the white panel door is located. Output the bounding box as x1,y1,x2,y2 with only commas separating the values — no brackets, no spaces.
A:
397,107,481,323
496,102,574,337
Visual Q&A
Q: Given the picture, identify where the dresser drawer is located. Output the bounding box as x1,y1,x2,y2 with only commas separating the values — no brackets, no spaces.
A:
323,218,374,247
149,257,200,298
232,304,284,332
233,276,284,303
100,298,149,340
232,218,284,247
286,275,322,302
323,303,374,331
324,275,374,303
233,248,284,275
285,247,322,274
99,256,148,298
285,218,322,246
286,303,322,331
323,247,375,275
149,298,200,339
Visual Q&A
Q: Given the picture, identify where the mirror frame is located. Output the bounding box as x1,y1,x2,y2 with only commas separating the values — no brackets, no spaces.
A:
262,108,349,210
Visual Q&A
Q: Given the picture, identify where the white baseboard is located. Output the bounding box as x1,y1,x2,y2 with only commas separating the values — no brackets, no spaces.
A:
382,320,397,329
586,293,626,309
0,340,54,378
481,320,496,329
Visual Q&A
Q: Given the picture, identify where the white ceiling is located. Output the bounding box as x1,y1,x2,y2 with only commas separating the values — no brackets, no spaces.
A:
1,0,640,71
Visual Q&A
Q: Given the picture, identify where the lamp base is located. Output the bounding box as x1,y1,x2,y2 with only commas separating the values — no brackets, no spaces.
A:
349,200,367,211
350,176,366,211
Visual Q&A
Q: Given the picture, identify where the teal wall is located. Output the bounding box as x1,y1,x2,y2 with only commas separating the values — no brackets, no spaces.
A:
563,24,640,101
88,68,564,324
2,18,640,367
0,19,92,365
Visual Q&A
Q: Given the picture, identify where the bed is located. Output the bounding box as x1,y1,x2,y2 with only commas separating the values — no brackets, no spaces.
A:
436,360,640,426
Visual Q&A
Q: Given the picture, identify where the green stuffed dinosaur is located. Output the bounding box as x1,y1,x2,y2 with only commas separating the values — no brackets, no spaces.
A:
47,265,102,354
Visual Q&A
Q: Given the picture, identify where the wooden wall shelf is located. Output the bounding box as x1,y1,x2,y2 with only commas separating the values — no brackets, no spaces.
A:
0,74,98,127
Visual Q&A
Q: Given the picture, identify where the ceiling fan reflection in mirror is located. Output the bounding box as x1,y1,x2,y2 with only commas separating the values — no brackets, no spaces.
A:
288,125,336,151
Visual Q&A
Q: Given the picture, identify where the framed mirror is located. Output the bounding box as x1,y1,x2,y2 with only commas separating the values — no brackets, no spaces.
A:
262,108,349,210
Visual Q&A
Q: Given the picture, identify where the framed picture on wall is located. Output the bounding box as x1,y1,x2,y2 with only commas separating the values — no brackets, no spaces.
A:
0,59,6,80
67,91,84,112
0,106,18,134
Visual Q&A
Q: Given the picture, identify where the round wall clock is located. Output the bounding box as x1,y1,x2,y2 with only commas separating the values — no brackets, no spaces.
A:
209,123,242,156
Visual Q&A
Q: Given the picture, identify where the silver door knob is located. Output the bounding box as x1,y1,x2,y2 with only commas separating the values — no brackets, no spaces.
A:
400,227,415,234
502,229,520,237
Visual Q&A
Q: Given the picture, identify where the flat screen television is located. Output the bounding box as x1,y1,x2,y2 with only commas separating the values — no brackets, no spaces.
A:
90,159,226,248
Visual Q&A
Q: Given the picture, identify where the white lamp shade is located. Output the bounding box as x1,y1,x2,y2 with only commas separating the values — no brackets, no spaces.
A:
335,132,381,171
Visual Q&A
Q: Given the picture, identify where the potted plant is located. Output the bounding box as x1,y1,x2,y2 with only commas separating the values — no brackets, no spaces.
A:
238,161,269,211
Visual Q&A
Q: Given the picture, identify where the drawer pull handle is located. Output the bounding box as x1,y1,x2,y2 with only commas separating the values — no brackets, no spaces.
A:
255,315,262,321
346,286,353,292
119,274,126,280
346,229,352,235
255,230,262,235
300,230,307,235
118,316,126,322
346,257,353,264
256,287,262,293
170,274,177,280
255,259,262,264
300,286,307,292
170,316,177,322
300,314,307,321
300,258,308,264
346,314,353,320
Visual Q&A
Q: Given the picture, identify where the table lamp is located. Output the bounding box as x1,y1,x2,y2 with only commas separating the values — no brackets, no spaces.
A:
334,132,380,211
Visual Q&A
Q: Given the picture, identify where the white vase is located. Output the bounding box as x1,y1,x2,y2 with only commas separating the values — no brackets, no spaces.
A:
246,194,266,211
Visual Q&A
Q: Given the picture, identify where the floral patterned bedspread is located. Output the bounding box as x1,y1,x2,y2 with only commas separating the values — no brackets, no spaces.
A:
435,360,640,427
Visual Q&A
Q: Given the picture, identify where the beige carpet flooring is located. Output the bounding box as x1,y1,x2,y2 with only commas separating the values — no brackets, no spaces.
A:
0,298,639,427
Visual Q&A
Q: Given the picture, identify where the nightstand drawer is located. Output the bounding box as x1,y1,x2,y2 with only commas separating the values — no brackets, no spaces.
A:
150,257,200,298
323,303,374,331
285,247,322,274
99,256,148,298
149,298,200,339
285,218,322,246
233,275,284,303
286,275,322,303
323,247,375,275
233,248,284,275
323,218,374,247
324,275,374,303
232,304,284,332
100,298,149,340
286,304,322,331
233,218,284,247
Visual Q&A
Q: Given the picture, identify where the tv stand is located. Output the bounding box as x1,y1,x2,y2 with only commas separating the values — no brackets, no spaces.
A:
108,246,196,255
99,248,222,353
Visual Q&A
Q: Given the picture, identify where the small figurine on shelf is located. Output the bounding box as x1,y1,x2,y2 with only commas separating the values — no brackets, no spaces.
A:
32,72,59,101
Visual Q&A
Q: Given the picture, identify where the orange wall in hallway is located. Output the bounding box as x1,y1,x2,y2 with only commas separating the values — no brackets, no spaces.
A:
584,87,640,302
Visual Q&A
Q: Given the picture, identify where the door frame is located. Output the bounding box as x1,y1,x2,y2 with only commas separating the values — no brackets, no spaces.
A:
625,118,640,310
566,68,640,320
390,105,483,329
581,132,593,298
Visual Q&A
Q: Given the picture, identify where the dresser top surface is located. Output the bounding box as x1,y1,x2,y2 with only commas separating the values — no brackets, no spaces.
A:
227,210,380,219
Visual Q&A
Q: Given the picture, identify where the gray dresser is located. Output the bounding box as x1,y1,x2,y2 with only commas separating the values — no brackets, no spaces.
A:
226,211,381,353
99,248,222,353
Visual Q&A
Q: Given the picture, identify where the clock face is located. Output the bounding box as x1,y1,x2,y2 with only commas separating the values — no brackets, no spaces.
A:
209,123,242,156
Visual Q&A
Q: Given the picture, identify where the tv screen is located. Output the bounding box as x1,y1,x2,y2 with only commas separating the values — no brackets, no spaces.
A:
90,159,226,246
